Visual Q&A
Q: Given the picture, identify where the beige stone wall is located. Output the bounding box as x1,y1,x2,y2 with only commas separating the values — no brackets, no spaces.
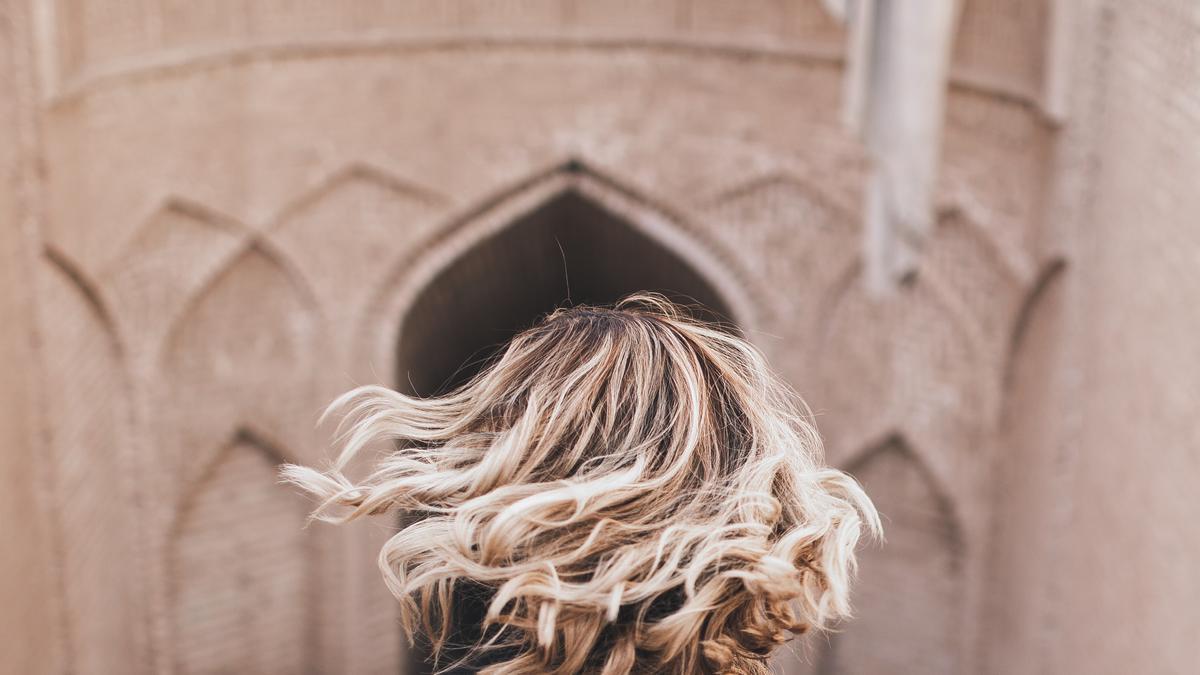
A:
3,1,1196,673
1046,1,1200,673
1,1,60,672
983,2,1200,674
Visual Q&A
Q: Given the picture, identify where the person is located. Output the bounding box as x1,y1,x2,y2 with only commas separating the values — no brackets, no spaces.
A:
283,293,879,674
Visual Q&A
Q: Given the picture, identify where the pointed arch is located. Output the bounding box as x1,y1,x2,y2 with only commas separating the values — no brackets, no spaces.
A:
842,434,965,549
160,235,322,362
980,255,1069,670
1002,257,1068,395
269,163,451,344
920,207,1033,390
160,237,320,374
935,199,1036,287
168,429,316,675
39,252,143,673
820,436,965,675
170,427,296,521
44,243,124,354
813,257,990,466
360,158,763,393
705,170,857,218
160,238,323,477
705,169,860,334
137,195,248,240
270,161,449,229
101,197,250,349
110,196,250,282
818,257,987,361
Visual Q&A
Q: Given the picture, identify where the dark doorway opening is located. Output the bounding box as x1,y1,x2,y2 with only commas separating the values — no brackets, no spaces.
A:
395,189,735,397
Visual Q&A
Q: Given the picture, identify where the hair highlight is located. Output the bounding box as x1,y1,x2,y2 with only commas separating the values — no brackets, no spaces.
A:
283,293,879,674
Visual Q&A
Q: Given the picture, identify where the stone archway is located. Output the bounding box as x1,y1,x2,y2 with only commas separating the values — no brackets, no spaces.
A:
818,439,965,675
395,186,736,396
391,179,739,673
169,431,315,675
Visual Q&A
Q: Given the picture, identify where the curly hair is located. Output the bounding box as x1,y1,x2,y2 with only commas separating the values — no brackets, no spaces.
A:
282,293,879,674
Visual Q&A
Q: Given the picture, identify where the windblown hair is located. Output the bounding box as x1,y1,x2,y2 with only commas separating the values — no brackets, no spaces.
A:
283,293,879,674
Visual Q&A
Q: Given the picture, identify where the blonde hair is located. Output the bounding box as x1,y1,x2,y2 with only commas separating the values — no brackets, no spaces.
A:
283,293,879,674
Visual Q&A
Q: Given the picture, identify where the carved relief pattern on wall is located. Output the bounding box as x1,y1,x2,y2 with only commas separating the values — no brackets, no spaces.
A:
169,432,314,675
27,3,1060,672
271,163,449,359
35,152,1051,675
40,254,145,675
160,240,320,477
820,440,964,675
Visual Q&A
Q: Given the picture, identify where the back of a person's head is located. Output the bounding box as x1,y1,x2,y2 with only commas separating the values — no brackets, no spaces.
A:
284,293,879,674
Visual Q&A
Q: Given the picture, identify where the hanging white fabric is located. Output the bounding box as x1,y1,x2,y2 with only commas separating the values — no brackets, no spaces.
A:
824,0,962,294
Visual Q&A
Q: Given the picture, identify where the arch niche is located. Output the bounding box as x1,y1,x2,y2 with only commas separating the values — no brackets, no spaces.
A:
818,438,965,675
392,167,744,397
169,430,315,675
384,166,748,673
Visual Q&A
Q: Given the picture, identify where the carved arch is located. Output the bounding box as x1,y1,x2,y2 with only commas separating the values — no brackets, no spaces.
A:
841,432,965,549
812,258,989,473
979,255,1069,672
820,436,965,675
269,161,449,228
268,163,453,353
814,257,988,367
706,170,858,217
706,169,861,326
359,158,765,390
1002,257,1068,394
132,195,248,241
159,237,323,478
935,199,1036,286
167,429,316,675
44,243,125,354
168,427,299,528
159,235,322,362
100,197,251,349
39,252,144,672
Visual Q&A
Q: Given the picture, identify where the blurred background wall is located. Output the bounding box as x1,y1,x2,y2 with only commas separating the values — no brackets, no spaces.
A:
1,1,1197,673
